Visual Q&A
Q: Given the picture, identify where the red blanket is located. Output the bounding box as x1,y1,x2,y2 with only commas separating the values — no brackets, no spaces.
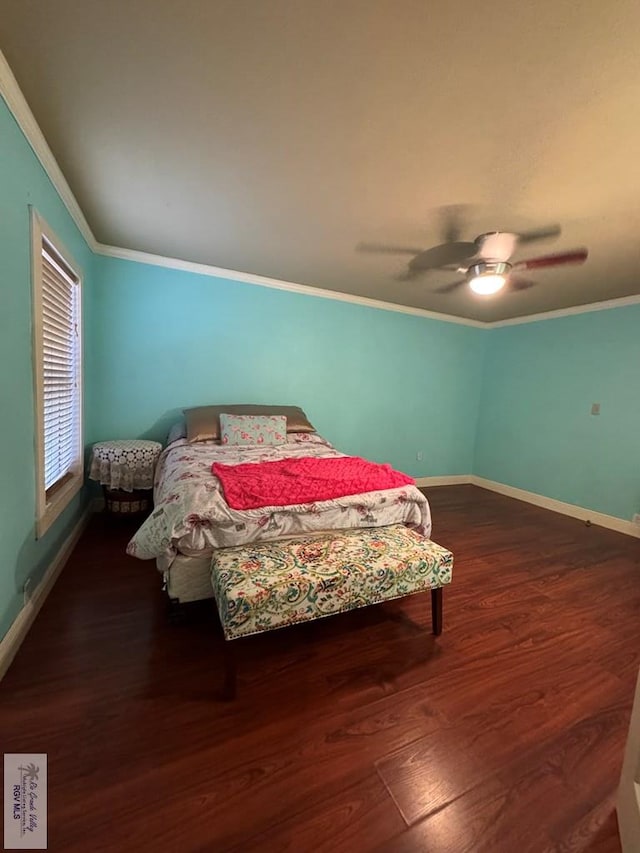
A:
212,456,414,510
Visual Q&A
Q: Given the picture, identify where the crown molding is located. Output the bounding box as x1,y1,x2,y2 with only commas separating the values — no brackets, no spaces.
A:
0,50,97,251
2,48,638,329
490,293,640,327
95,243,486,328
97,243,640,327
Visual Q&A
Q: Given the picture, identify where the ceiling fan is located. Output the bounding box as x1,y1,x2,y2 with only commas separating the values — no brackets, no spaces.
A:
357,222,588,296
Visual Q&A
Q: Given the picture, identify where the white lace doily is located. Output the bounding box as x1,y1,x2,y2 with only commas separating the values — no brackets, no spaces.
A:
89,440,163,492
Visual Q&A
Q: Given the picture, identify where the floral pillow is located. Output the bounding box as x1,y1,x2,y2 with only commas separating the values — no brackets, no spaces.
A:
219,414,287,446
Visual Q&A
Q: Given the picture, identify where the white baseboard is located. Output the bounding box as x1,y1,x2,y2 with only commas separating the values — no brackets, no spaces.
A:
0,508,91,682
416,473,640,539
415,475,473,487
469,476,640,539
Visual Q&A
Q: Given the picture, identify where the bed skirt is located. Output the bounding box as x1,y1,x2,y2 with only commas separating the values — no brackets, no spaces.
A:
162,553,214,604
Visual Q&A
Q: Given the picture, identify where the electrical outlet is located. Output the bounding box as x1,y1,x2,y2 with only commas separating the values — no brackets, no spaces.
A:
416,451,424,462
633,514,640,526
590,403,601,415
23,577,32,605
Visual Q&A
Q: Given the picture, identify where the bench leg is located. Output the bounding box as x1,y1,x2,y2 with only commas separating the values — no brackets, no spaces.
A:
221,639,237,701
431,587,443,636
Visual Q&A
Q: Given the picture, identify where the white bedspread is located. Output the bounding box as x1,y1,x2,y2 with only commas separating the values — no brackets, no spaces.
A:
126,433,431,571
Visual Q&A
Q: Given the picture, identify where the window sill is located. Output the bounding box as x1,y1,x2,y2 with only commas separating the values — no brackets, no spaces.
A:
36,471,83,538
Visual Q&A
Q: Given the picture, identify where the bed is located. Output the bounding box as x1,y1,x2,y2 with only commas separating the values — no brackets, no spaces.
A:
127,409,432,608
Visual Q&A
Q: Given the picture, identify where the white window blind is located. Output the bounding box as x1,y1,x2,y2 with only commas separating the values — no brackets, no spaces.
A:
41,236,81,494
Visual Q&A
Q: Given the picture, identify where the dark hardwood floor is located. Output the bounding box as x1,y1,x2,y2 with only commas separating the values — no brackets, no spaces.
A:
1,485,639,852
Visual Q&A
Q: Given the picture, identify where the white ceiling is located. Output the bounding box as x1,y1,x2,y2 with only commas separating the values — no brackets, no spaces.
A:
2,0,640,321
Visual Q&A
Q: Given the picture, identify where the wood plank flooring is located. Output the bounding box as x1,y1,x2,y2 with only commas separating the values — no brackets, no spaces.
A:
1,485,639,852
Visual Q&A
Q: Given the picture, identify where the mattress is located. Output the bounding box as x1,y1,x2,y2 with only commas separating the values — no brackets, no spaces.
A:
130,432,432,598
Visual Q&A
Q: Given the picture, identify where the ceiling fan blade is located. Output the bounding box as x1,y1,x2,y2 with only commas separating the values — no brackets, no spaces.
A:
513,248,588,271
413,241,477,270
508,275,537,291
356,242,424,255
434,278,467,294
440,206,463,243
396,268,425,282
516,224,562,244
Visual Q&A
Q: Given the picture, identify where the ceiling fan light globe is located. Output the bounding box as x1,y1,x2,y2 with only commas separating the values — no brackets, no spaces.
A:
469,273,506,295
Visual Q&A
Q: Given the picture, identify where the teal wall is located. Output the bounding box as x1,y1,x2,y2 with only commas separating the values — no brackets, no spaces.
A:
475,305,640,522
0,97,94,640
88,255,487,479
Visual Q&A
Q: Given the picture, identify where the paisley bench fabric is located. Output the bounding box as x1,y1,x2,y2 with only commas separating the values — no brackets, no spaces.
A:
211,524,453,641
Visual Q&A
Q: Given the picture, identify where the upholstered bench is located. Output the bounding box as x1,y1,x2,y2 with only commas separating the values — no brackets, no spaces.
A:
211,524,453,698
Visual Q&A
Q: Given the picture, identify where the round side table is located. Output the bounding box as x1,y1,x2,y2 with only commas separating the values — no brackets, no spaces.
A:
89,439,163,515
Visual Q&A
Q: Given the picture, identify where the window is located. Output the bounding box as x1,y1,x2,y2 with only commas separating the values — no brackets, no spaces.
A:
31,210,83,537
